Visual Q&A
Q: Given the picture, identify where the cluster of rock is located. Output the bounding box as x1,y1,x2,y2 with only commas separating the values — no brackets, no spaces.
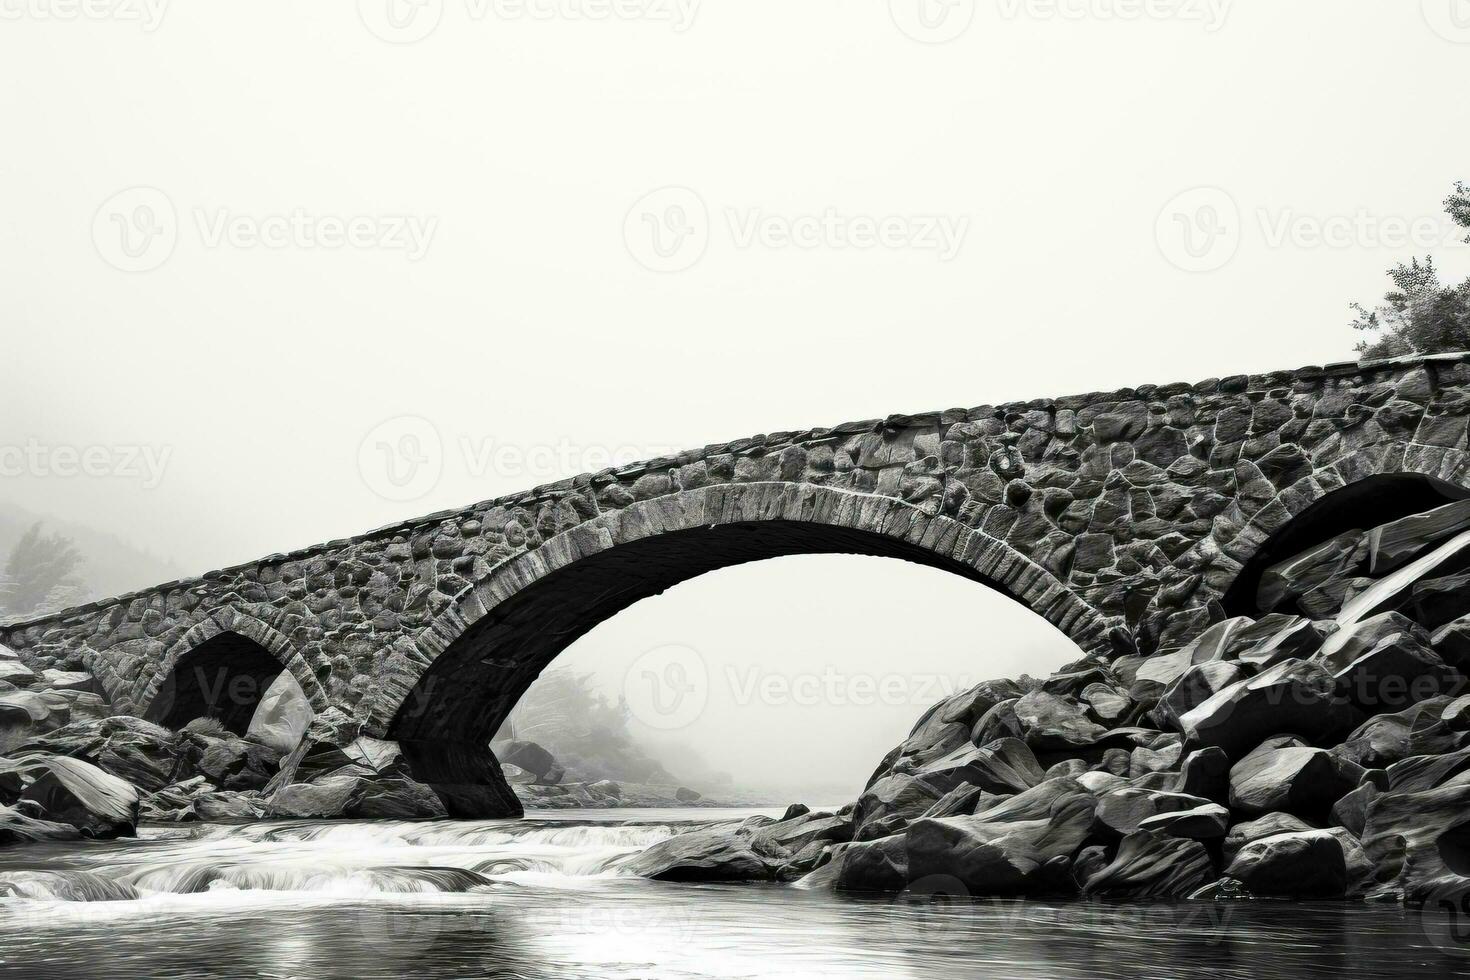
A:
625,497,1470,906
0,658,447,842
495,737,742,809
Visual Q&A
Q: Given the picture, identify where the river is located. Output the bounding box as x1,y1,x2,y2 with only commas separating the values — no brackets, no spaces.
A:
0,808,1464,979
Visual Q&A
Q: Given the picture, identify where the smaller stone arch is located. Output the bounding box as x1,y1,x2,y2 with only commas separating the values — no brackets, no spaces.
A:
1183,442,1470,613
134,609,328,733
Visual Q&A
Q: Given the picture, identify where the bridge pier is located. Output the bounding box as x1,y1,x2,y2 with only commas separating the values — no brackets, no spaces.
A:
396,738,523,819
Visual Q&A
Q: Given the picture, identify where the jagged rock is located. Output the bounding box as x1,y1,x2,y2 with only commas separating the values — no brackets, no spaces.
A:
0,804,82,844
932,737,1045,795
590,779,622,799
1257,531,1367,612
1332,782,1379,837
1173,617,1255,663
181,731,282,792
624,822,785,883
1129,742,1182,777
971,699,1026,747
1322,630,1463,713
1229,741,1366,821
497,740,558,780
20,757,139,838
904,778,1096,895
1368,498,1470,574
1432,616,1470,674
921,783,995,819
0,691,73,754
1178,658,1360,757
1383,746,1470,792
1224,830,1353,897
1137,803,1229,839
1044,759,1089,780
1095,787,1213,836
1412,571,1470,630
1234,618,1334,671
752,811,852,854
1223,812,1316,862
1071,844,1109,887
193,791,265,821
828,835,909,892
246,671,313,754
38,669,93,693
1081,683,1132,723
1153,661,1245,731
348,777,447,819
268,775,361,818
1361,782,1470,902
1082,830,1215,898
14,715,182,793
1338,531,1470,625
1319,612,1431,664
675,786,702,803
1299,577,1375,619
0,647,37,688
852,773,946,841
1012,691,1109,749
1333,698,1463,768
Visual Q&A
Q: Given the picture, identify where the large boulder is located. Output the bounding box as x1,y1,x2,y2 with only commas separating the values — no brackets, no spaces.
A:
348,778,447,819
828,835,909,892
0,691,73,754
0,805,82,845
1228,740,1366,821
852,773,946,841
1337,531,1470,625
904,777,1096,895
496,740,559,782
1095,787,1214,836
20,756,139,838
1224,829,1354,897
268,774,361,818
1011,691,1108,750
1082,830,1215,899
1333,698,1463,768
1317,629,1463,714
245,671,313,754
1136,803,1230,840
1361,782,1470,902
1178,659,1360,757
14,715,182,793
910,737,1044,796
1152,661,1246,731
1223,812,1316,862
622,822,786,883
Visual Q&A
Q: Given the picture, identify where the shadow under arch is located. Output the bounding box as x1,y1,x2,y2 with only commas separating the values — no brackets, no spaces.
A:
369,484,1114,814
136,612,329,734
1222,471,1470,617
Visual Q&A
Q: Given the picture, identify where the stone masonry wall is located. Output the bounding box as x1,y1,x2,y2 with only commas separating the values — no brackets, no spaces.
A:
5,352,1470,737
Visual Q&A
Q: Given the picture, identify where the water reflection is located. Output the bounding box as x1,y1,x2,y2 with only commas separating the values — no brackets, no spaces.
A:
0,809,1465,980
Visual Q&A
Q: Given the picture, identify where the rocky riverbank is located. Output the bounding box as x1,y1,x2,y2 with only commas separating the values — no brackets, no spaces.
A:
619,496,1470,905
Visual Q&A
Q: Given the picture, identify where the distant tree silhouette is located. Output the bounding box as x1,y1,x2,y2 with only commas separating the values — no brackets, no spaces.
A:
1353,182,1470,359
0,522,85,618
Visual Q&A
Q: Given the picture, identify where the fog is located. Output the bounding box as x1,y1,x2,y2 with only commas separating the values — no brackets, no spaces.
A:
3,2,1470,793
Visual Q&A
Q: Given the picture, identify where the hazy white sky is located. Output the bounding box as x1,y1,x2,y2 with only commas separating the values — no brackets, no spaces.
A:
4,2,1469,792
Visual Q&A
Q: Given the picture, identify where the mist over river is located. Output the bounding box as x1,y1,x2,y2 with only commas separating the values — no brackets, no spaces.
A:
0,809,1462,980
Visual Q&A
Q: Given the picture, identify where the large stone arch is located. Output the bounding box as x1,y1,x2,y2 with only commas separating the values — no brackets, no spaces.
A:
369,482,1117,743
132,609,329,731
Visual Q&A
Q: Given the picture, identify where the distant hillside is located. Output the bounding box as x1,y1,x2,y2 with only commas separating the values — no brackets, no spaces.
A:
0,502,185,612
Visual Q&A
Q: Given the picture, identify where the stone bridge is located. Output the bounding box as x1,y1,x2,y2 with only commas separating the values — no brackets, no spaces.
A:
7,352,1470,814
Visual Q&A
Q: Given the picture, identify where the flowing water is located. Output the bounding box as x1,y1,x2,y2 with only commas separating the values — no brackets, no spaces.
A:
0,808,1466,979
